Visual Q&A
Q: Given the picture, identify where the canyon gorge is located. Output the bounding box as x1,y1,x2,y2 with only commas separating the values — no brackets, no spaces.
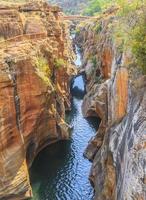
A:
0,0,146,200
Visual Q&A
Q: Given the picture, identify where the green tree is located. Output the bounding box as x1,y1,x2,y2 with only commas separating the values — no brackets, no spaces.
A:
83,0,113,16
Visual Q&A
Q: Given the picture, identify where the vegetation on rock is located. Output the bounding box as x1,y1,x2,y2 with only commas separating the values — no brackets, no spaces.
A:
132,21,146,74
80,0,146,74
115,0,146,74
83,0,112,16
49,0,89,15
35,56,52,86
54,58,66,69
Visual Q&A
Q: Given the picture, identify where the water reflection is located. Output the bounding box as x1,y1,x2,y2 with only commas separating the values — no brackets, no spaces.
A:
75,46,82,66
30,94,100,200
29,41,100,200
71,75,86,99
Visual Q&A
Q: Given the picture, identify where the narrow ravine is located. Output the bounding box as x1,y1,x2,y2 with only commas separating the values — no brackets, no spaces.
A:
29,38,100,200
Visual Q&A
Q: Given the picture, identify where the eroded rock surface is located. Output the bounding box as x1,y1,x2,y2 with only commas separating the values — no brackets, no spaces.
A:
76,8,146,200
0,1,76,199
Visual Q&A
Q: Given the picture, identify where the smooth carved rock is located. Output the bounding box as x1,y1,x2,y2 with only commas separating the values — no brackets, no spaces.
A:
111,67,128,124
0,2,76,199
91,83,146,200
101,48,112,79
82,82,108,121
76,9,146,200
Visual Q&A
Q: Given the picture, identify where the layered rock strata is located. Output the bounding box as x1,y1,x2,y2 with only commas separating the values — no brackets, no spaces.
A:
0,1,75,199
76,8,146,200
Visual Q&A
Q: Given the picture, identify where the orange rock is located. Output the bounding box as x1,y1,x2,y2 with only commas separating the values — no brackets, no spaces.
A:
114,68,128,122
102,48,112,79
0,1,76,199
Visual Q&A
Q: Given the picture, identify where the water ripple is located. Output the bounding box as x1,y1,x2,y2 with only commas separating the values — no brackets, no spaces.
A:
30,48,100,200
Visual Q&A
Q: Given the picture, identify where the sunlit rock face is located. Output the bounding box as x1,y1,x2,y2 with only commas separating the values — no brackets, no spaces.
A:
0,9,23,39
76,8,146,200
0,1,76,199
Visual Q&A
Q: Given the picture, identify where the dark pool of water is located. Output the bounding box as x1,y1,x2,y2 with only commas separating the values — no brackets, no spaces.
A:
29,43,100,200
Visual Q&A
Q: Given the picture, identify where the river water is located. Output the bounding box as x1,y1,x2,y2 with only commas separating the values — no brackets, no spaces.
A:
30,42,100,200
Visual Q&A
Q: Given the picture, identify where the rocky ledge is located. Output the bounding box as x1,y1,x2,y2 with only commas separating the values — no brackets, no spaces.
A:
0,1,76,199
75,7,146,200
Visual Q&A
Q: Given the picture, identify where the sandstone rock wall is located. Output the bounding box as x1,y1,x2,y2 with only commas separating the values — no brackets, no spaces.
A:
76,10,146,200
0,1,76,199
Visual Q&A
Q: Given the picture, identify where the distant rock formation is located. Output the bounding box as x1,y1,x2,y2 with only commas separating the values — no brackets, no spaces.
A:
48,0,88,15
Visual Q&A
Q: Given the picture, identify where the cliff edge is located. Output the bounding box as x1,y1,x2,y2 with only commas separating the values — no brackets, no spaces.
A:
0,1,76,199
76,6,146,200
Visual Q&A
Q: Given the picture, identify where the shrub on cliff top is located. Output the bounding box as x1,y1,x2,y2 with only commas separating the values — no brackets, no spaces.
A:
83,0,146,74
83,0,143,16
116,0,143,16
131,20,146,74
83,0,101,16
113,0,146,74
83,0,113,16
